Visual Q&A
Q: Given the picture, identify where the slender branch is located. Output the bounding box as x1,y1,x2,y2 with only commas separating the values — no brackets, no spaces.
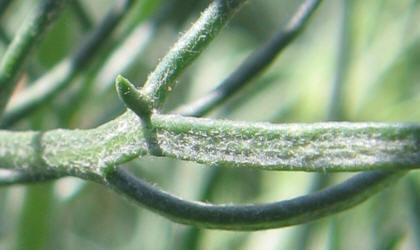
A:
406,177,420,244
58,0,164,125
70,0,94,31
0,27,10,44
106,167,403,230
0,0,136,128
0,0,12,44
177,0,323,116
141,0,247,110
17,181,55,250
327,0,352,121
0,0,12,19
0,0,67,117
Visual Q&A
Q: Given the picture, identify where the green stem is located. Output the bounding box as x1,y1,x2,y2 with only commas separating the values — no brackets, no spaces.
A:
0,112,419,180
70,0,94,31
59,0,162,126
106,167,403,230
0,27,10,44
327,0,352,121
16,182,56,250
0,170,61,185
0,0,67,117
406,177,420,249
141,0,247,110
0,0,12,19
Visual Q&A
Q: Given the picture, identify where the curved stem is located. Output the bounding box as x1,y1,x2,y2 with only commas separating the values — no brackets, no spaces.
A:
106,167,403,230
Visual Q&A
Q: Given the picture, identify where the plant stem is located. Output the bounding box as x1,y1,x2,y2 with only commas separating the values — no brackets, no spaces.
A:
327,0,352,121
16,182,56,250
106,167,403,230
0,170,61,185
0,112,419,180
141,0,247,110
0,0,12,19
70,0,94,31
0,0,67,117
0,27,10,44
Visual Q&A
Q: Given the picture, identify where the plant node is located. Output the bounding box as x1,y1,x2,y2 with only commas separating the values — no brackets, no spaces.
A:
115,75,153,125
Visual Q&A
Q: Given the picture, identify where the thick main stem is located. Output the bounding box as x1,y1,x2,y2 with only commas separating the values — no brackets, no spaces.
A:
0,112,419,181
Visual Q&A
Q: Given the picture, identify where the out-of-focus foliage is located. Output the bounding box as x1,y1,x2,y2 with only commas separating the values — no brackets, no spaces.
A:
0,0,420,249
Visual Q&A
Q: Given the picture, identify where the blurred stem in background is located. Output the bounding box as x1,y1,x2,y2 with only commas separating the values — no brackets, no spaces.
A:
0,27,10,45
0,0,12,44
16,183,55,250
0,0,12,18
0,0,67,117
69,0,94,32
16,103,59,250
60,0,164,127
0,0,137,128
407,176,420,250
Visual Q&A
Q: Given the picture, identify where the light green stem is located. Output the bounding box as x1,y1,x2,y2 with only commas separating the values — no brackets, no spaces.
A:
0,111,419,181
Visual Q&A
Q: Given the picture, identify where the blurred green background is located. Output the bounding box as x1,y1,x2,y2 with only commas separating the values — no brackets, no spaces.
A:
1,0,420,249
